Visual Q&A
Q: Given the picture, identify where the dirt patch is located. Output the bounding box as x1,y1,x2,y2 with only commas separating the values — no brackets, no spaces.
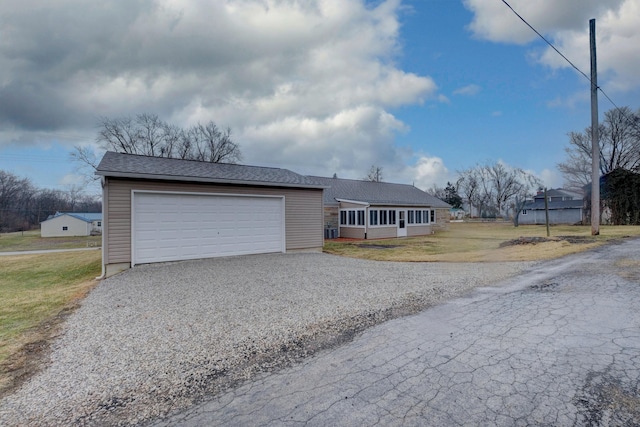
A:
575,369,640,426
356,244,401,250
499,237,556,247
500,235,598,248
556,235,598,244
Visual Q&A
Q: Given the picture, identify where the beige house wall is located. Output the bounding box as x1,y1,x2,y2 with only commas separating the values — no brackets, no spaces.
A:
340,202,367,209
103,177,324,267
334,203,449,240
407,225,432,237
339,227,365,239
366,227,397,239
41,215,90,237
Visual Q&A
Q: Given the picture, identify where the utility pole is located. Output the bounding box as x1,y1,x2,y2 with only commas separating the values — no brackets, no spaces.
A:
590,18,600,235
544,188,550,237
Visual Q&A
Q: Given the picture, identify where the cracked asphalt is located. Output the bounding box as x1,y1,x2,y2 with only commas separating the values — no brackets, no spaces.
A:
154,239,640,426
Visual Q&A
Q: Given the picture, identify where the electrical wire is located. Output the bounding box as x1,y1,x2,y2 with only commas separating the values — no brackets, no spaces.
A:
500,0,623,112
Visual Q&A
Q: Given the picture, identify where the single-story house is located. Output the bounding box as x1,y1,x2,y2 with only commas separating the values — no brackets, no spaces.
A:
41,212,102,237
96,151,326,277
310,176,451,239
519,189,584,225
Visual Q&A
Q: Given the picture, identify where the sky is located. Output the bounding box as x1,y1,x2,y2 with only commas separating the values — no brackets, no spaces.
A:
1,0,639,197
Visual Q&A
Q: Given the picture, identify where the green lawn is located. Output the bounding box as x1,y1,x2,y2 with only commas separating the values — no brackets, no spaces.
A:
0,250,101,395
0,230,101,252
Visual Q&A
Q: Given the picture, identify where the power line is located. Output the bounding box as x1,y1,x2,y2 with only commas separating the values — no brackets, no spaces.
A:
501,0,590,82
500,0,621,111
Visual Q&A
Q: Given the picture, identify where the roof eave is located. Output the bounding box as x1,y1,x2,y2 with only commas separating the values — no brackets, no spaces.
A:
334,198,370,206
334,198,450,208
95,171,328,190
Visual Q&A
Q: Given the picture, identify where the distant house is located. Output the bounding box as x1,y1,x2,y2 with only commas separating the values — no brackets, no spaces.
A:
310,176,451,239
41,212,103,237
519,189,584,225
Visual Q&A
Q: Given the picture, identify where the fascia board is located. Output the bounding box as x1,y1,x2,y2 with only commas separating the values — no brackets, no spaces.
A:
95,171,328,190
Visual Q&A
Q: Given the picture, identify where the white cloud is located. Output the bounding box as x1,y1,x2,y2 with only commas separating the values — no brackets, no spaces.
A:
463,0,624,44
399,155,452,191
0,0,441,182
453,84,481,96
464,0,640,93
538,168,564,189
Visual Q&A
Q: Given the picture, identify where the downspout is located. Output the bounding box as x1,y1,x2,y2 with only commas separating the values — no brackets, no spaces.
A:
96,176,107,280
364,206,368,239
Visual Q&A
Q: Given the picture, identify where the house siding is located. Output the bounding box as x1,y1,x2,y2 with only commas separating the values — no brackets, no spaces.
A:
367,227,397,239
340,201,367,209
104,177,323,266
340,227,366,239
407,225,432,236
41,216,90,237
519,208,583,225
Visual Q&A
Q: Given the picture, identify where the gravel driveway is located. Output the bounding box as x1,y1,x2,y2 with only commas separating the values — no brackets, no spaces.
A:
0,252,533,426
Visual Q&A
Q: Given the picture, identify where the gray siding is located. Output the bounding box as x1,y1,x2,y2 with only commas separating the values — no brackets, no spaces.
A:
104,177,323,265
519,208,583,225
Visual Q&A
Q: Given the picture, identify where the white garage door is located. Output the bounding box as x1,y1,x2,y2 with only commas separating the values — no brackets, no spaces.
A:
133,192,284,265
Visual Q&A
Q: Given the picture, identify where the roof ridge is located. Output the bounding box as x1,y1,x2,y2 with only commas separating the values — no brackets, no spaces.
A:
103,151,290,172
309,175,414,187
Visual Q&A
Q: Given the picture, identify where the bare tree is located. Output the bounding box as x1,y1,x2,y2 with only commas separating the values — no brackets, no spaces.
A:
189,122,241,163
457,162,540,218
72,114,241,182
481,163,539,217
559,106,640,191
364,165,384,182
0,170,103,232
0,171,35,232
426,184,446,200
457,167,480,217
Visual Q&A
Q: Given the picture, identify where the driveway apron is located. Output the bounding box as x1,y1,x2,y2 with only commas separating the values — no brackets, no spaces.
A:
156,240,640,426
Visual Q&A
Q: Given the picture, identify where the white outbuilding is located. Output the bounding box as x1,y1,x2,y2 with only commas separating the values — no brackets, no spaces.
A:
40,212,102,237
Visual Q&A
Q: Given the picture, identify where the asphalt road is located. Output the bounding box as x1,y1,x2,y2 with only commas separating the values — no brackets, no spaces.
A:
154,239,640,426
0,247,100,256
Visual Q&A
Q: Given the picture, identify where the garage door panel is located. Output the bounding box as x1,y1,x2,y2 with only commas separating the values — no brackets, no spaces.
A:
133,192,284,265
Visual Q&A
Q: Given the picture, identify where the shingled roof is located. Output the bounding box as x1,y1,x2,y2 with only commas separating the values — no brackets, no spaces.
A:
96,152,326,189
310,176,451,208
523,199,584,210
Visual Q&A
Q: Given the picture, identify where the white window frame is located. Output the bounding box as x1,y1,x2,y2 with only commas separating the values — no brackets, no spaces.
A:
367,209,400,228
339,208,366,228
404,209,433,226
389,210,397,225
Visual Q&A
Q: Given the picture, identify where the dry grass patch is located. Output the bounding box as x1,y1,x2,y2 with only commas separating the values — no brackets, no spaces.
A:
0,250,101,396
324,223,640,262
0,230,101,252
615,259,640,281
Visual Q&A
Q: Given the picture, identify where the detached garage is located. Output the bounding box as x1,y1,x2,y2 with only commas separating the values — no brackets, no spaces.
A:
96,151,325,277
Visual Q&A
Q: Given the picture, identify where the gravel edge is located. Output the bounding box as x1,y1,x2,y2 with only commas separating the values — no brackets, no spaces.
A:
0,253,535,426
